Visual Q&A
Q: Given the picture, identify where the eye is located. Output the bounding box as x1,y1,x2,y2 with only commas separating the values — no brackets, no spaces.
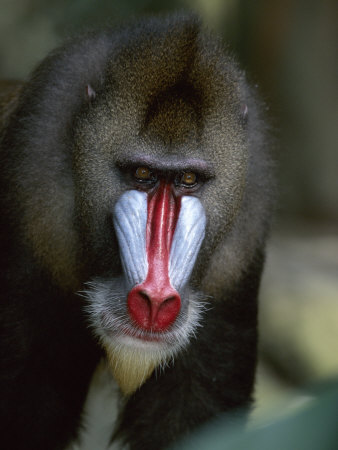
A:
134,166,155,183
180,171,197,187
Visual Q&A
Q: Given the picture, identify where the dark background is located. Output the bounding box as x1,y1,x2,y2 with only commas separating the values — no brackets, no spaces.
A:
1,0,337,420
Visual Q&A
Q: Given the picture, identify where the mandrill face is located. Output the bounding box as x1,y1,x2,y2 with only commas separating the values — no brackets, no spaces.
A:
84,169,208,394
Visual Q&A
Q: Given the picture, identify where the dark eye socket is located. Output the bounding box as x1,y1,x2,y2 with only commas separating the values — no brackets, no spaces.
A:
133,167,200,188
179,171,197,187
134,166,156,184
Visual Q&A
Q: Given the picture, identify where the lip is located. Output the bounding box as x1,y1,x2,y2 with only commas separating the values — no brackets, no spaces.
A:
100,312,169,343
121,327,165,342
102,321,165,343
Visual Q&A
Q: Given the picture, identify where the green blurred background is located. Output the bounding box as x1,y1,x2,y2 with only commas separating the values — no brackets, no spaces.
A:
1,0,337,437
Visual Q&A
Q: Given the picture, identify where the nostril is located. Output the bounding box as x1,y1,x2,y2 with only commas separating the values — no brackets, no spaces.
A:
156,293,181,330
127,288,152,329
139,290,151,304
159,295,176,309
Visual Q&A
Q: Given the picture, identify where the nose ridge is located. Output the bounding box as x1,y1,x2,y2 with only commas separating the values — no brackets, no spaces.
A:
126,181,182,332
127,283,181,331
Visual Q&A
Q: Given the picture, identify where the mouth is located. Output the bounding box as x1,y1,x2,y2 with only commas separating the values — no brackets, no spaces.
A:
101,312,170,344
120,326,166,343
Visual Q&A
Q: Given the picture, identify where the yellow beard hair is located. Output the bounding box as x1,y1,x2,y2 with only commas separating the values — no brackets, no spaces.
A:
105,343,164,395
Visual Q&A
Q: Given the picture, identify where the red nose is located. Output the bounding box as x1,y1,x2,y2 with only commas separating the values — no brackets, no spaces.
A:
127,181,181,331
127,284,181,331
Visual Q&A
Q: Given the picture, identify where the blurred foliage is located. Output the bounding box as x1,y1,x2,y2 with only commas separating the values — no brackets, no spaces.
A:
260,230,338,384
173,380,338,450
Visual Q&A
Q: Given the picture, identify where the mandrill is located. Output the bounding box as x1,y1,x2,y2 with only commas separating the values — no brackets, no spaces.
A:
0,13,273,450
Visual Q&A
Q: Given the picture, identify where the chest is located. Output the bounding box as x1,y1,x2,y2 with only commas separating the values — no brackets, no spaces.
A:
67,361,124,450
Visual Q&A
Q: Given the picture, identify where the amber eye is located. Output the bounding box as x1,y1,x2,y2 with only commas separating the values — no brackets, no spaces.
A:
134,166,152,181
181,171,197,186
